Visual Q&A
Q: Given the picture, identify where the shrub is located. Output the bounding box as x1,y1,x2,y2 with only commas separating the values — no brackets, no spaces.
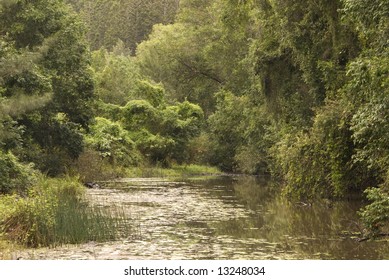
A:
86,117,141,167
277,100,374,200
134,80,165,108
0,176,130,247
133,129,175,165
187,132,212,164
359,186,389,237
0,151,36,194
71,148,128,182
121,100,160,132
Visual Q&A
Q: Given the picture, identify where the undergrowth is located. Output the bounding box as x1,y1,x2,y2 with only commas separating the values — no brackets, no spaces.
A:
0,176,131,248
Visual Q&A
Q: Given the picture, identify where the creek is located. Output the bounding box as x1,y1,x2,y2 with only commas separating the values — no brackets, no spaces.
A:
18,176,389,259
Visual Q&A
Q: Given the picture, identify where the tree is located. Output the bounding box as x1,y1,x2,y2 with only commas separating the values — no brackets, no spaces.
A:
119,82,204,165
89,45,205,165
92,46,140,106
137,0,258,115
65,0,180,53
267,0,388,201
0,0,95,175
85,117,140,166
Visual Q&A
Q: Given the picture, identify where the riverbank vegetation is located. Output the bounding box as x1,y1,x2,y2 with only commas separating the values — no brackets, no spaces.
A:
0,176,130,248
1,0,389,248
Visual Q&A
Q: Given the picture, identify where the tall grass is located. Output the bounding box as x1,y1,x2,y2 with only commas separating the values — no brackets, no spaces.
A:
126,164,222,178
0,176,131,248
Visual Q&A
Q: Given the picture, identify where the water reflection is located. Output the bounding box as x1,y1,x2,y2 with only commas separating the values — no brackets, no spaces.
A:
208,176,389,259
16,176,389,259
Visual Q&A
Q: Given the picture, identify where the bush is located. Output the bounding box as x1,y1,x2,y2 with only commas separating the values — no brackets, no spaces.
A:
86,117,141,167
71,148,128,182
359,186,389,237
133,129,175,165
121,100,160,132
0,176,130,247
235,145,268,175
134,80,165,108
0,151,36,194
277,100,374,200
186,132,212,164
161,101,204,163
0,176,82,247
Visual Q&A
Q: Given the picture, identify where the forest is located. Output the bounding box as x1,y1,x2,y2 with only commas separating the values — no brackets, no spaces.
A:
0,0,388,250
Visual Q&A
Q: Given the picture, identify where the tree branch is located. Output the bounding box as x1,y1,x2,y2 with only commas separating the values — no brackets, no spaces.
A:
176,58,224,85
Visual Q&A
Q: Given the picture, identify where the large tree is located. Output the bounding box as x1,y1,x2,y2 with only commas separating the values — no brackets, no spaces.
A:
65,0,180,53
137,0,255,115
0,0,95,175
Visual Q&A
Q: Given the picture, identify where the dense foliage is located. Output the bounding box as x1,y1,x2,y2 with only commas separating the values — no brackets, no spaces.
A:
1,0,389,241
65,0,180,53
0,0,94,176
136,0,389,234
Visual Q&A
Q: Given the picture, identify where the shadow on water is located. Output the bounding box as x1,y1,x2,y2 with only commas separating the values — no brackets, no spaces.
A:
16,176,389,259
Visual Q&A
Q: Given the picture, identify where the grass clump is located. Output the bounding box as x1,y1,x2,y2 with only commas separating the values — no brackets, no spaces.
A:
0,238,21,260
0,176,130,248
126,164,222,178
170,164,222,176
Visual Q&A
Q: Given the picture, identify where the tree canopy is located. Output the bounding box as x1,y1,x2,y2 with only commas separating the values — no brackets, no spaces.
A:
1,0,94,176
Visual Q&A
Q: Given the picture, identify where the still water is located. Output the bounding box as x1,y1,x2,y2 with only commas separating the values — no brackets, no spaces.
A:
19,176,389,259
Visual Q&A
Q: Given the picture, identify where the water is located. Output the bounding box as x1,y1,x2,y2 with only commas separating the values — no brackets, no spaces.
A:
17,176,389,259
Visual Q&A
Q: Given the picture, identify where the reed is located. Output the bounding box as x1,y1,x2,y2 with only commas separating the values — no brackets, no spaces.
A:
0,176,131,248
